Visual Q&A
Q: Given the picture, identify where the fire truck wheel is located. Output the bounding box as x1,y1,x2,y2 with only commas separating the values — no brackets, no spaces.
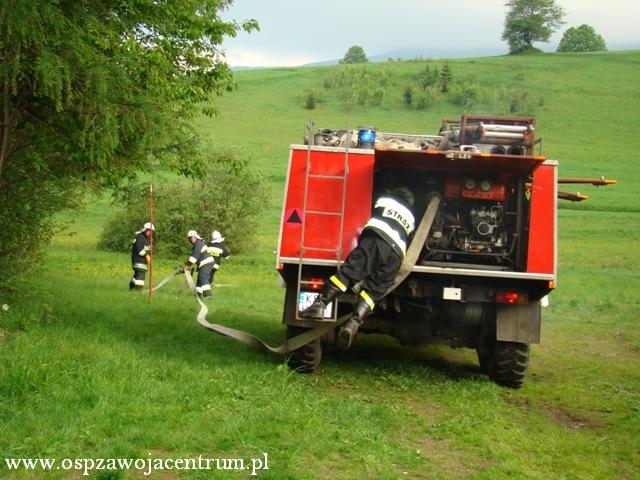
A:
285,325,322,373
488,341,530,389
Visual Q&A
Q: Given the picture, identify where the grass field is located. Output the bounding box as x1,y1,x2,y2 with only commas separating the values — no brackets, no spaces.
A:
1,51,639,479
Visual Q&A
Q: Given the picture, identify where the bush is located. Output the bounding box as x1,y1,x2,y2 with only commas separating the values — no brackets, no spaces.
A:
321,67,391,110
439,64,453,93
371,87,386,107
303,89,318,110
557,24,607,53
0,165,83,286
415,87,438,110
99,151,269,258
403,86,414,107
417,65,439,91
450,82,482,111
506,88,537,115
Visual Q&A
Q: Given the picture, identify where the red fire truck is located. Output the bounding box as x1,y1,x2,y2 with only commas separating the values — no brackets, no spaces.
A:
276,116,557,388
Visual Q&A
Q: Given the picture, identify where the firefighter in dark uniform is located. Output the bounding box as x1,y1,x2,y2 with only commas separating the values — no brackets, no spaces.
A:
182,230,215,299
129,222,155,291
301,187,416,350
207,230,230,292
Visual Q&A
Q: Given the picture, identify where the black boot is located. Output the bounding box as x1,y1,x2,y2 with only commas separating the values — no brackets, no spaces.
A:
337,299,372,351
299,282,342,318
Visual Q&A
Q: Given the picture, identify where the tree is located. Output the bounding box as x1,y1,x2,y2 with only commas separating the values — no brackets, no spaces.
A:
418,65,439,91
340,46,368,64
439,64,453,93
502,0,566,53
403,86,414,107
304,89,318,109
0,0,258,283
557,24,607,53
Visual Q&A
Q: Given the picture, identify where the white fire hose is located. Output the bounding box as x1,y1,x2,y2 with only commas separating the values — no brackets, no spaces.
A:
148,194,440,355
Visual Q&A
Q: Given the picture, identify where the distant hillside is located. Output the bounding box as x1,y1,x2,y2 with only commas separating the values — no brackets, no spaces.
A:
303,47,507,67
205,50,640,212
295,43,640,68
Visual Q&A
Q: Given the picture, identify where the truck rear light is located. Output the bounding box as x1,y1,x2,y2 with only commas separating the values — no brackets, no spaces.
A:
301,278,324,290
495,292,528,304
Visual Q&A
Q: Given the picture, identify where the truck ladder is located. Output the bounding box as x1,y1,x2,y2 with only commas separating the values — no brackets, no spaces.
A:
296,122,350,320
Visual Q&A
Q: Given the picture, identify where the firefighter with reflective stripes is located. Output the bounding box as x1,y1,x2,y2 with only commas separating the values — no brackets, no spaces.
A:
301,187,416,350
207,230,230,289
182,230,215,299
129,222,155,291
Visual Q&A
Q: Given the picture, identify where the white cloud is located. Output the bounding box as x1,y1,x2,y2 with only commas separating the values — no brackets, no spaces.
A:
223,47,314,68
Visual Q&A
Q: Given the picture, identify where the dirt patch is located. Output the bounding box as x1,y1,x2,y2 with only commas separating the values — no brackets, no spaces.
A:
312,452,351,478
615,330,640,354
502,395,531,409
416,437,493,479
404,395,445,420
541,400,607,430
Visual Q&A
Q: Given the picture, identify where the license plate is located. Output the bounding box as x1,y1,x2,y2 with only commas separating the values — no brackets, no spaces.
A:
298,291,333,319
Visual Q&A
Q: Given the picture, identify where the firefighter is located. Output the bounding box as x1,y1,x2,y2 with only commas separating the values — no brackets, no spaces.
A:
207,230,230,291
180,230,215,299
300,187,416,350
129,222,155,291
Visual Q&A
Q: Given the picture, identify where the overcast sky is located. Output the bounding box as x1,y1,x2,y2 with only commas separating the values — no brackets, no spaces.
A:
220,0,640,67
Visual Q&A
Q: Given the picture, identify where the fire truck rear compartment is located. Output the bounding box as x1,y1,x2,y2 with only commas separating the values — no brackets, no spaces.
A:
371,163,530,272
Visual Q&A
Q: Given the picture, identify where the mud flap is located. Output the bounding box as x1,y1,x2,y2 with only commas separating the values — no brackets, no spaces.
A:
496,303,541,344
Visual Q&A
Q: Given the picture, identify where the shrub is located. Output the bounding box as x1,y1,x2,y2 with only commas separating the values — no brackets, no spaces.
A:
322,67,390,110
403,86,414,107
415,87,438,110
557,24,607,53
439,64,453,93
371,87,386,107
0,166,84,285
417,65,439,91
99,151,269,258
304,89,318,110
450,82,482,111
506,88,537,115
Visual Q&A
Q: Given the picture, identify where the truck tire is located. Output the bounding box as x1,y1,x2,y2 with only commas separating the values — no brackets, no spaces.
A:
286,325,322,373
487,341,530,389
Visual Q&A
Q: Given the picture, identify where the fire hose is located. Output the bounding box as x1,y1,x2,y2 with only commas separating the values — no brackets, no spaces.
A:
150,195,440,355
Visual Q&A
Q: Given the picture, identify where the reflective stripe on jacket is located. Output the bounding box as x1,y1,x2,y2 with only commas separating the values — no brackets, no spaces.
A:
131,232,150,268
207,242,230,270
188,238,214,269
363,194,415,258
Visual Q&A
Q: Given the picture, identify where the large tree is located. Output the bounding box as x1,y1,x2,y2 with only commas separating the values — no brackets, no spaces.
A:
340,46,368,64
0,0,257,283
502,0,565,53
557,24,607,53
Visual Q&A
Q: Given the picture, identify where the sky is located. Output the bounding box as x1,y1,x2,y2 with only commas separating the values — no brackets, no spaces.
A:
220,0,640,67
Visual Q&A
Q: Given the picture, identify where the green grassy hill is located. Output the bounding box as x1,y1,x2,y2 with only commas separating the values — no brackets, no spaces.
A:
1,51,639,479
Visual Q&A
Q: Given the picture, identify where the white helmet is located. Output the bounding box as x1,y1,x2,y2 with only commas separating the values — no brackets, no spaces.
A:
211,230,225,243
142,222,155,232
186,229,201,239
